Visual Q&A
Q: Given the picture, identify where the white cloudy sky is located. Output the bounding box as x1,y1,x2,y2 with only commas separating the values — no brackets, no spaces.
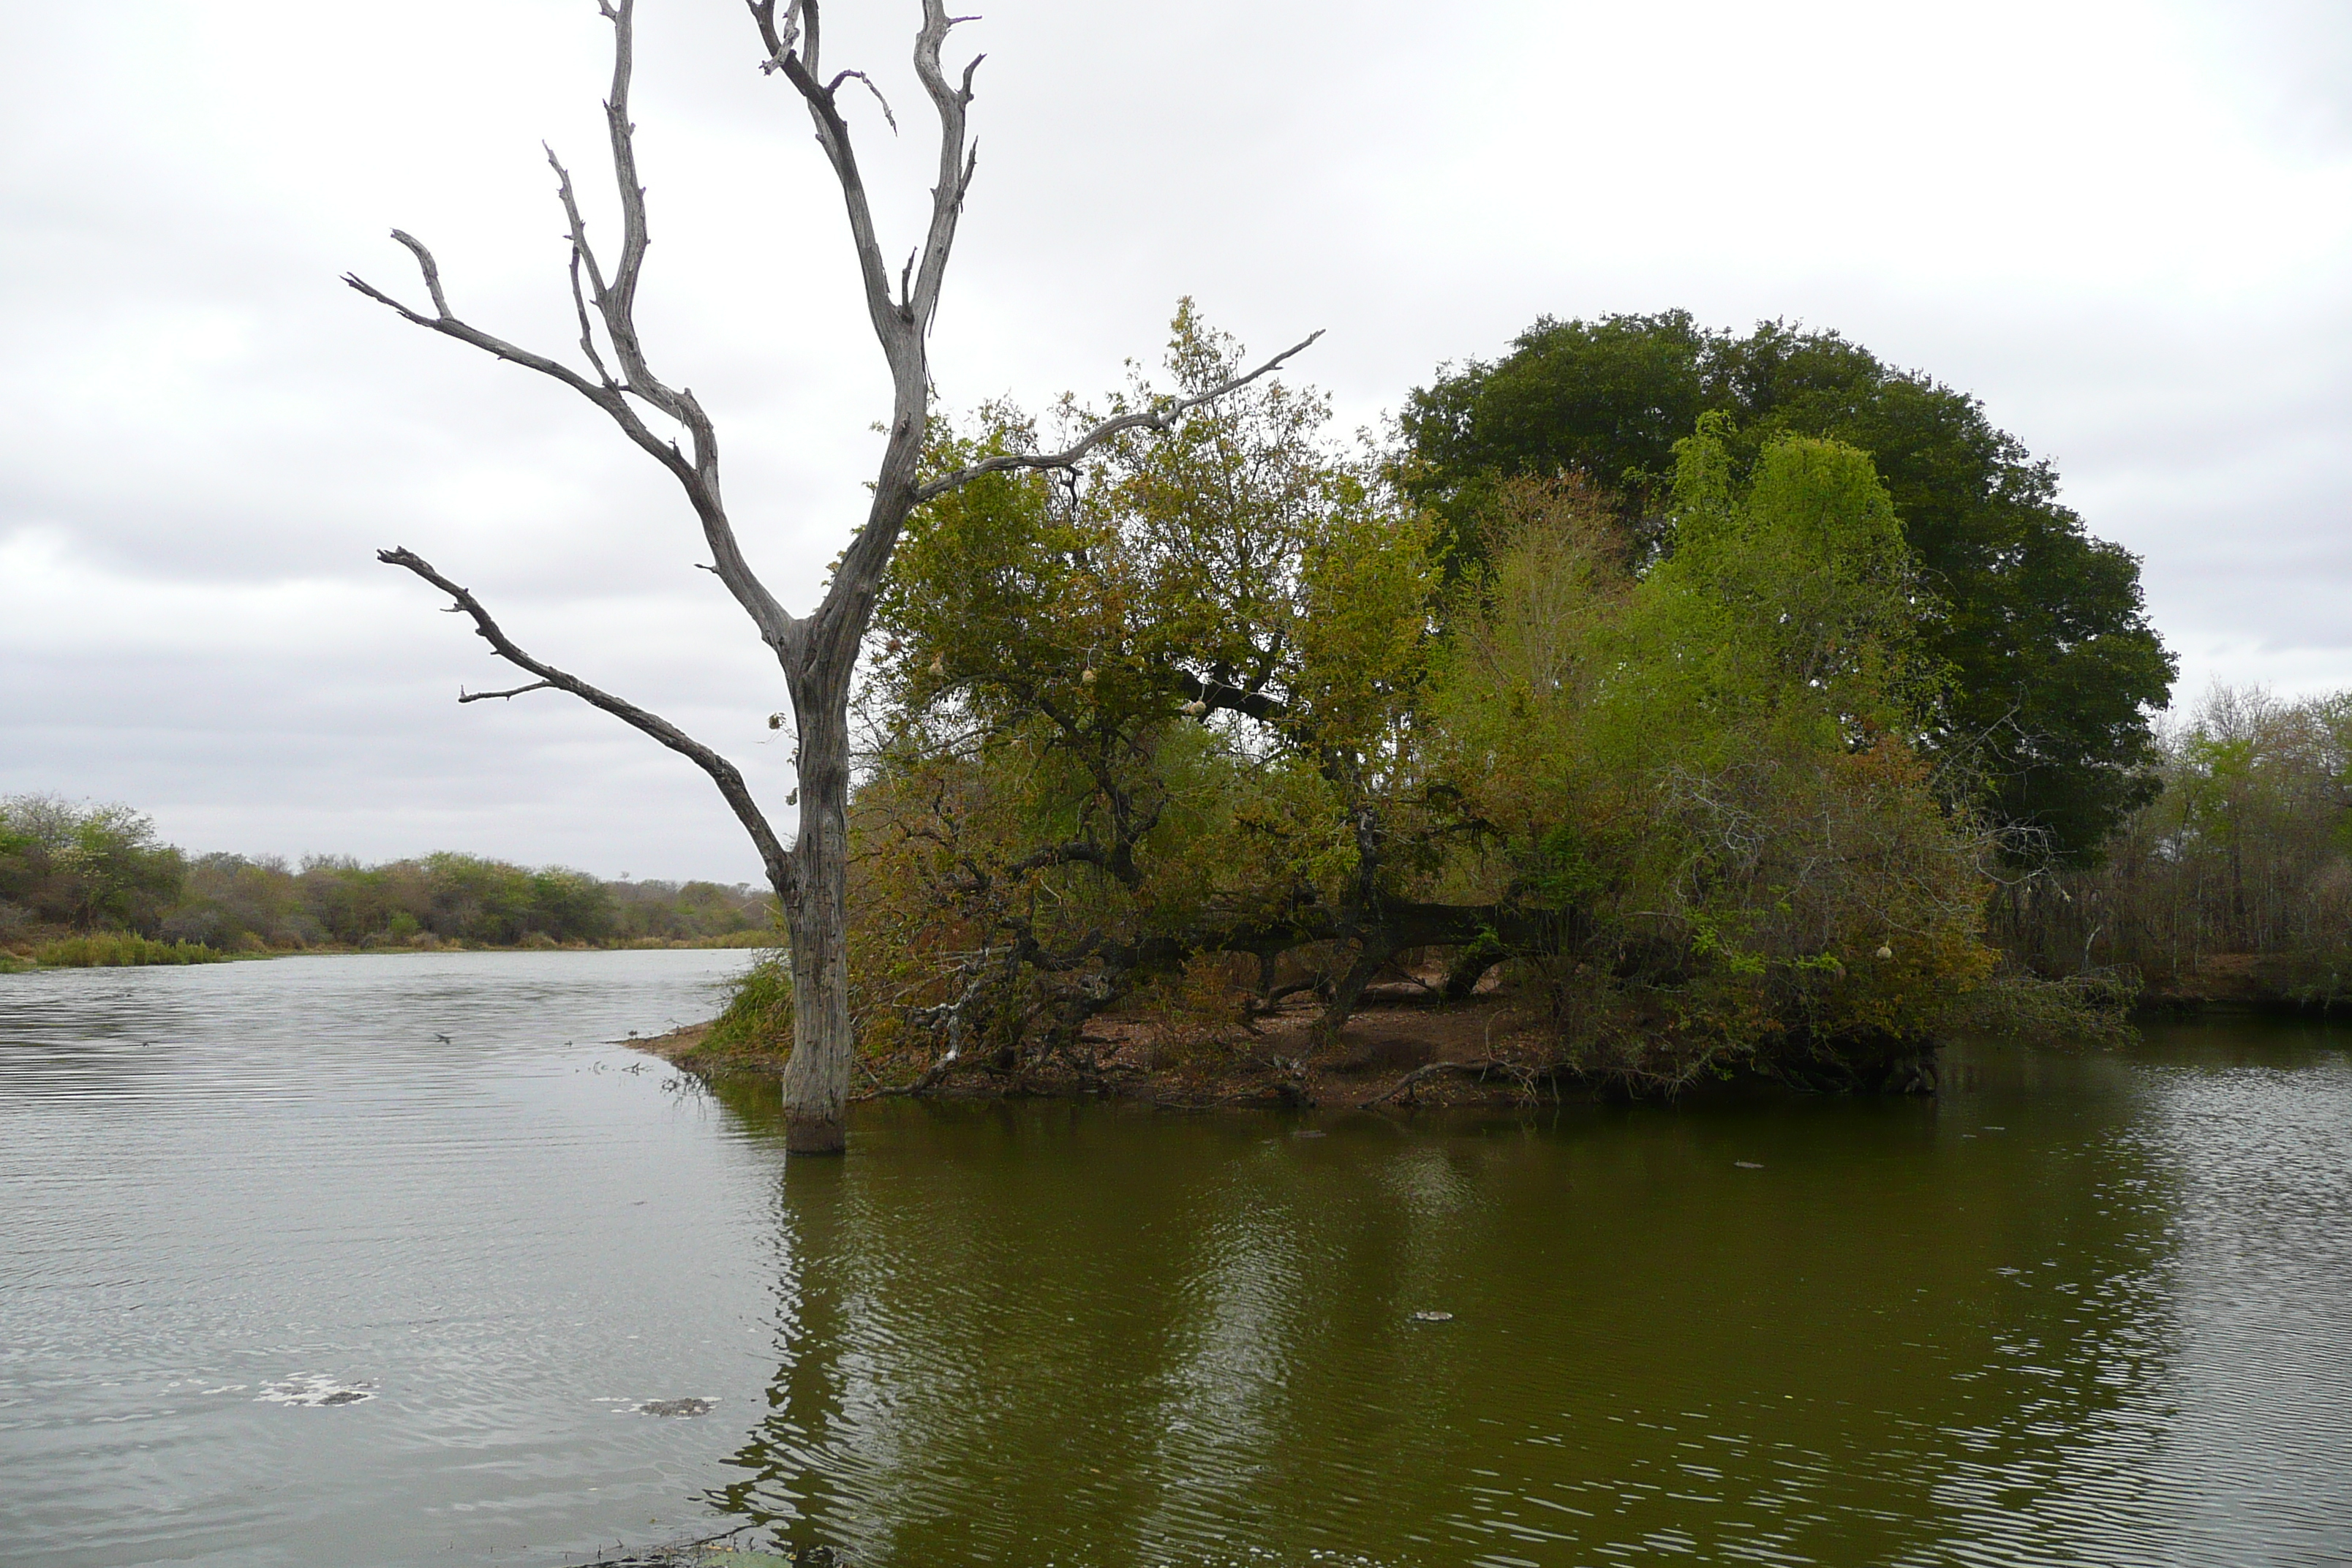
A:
4,0,2348,883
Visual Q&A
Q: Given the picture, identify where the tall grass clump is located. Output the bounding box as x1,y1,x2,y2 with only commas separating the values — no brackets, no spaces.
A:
31,933,231,968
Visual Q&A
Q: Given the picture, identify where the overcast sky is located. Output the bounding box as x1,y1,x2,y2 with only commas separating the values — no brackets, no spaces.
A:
4,0,2348,883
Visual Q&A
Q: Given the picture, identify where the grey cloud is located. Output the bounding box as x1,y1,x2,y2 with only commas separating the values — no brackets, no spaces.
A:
5,0,2348,881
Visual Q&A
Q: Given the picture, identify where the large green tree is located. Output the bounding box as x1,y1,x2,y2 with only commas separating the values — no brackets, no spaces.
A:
1401,312,2176,859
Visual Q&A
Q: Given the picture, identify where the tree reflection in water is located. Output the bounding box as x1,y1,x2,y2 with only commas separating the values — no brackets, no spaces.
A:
692,1030,2352,1567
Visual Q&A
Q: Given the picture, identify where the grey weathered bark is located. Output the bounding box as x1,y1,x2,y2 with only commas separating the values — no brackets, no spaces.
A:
349,0,1314,1153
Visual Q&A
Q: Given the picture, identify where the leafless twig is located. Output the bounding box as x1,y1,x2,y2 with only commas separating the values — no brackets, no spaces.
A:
914,331,1325,503
459,680,554,703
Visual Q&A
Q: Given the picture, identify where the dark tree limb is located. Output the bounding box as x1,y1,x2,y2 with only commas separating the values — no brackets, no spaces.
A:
1442,930,1507,1000
379,546,796,900
1174,667,1289,725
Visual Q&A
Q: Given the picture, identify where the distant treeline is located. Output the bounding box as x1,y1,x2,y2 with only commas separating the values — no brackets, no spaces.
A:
1997,686,2352,1006
0,794,774,956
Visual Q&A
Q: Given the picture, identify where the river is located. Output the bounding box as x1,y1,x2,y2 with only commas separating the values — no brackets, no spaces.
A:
1,951,2348,1567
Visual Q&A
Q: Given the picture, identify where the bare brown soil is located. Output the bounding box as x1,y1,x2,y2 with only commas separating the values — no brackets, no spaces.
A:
627,984,1563,1112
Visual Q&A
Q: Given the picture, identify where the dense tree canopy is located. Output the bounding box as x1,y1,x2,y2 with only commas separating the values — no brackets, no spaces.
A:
0,796,184,935
1399,312,2177,860
0,794,772,955
839,309,2019,1093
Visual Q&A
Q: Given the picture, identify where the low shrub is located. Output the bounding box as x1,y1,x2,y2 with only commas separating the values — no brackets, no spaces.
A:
704,952,793,1055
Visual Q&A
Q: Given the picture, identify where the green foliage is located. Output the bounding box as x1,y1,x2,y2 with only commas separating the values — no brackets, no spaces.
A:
2001,685,2352,1000
1401,312,2176,859
704,952,794,1054
29,932,231,968
827,302,2018,1091
0,795,186,934
206,855,769,949
1427,429,1999,1088
0,796,773,956
1942,968,2139,1048
850,303,1443,1063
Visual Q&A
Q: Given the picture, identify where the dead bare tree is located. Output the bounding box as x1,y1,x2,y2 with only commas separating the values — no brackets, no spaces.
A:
347,0,1316,1152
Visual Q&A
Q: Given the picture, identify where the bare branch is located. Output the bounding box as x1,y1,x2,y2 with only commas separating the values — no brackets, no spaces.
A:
914,330,1326,502
568,247,616,387
391,230,451,318
380,546,796,898
906,7,980,338
348,4,801,659
545,144,614,303
347,248,608,402
1360,1060,1510,1110
546,143,622,387
772,51,902,353
829,69,898,132
745,0,799,69
459,680,554,703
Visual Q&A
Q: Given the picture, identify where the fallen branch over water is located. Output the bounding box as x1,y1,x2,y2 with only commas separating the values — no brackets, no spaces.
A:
1359,1059,1508,1109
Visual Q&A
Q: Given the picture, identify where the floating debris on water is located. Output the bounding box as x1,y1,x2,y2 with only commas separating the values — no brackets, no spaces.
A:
1410,1310,1454,1323
257,1375,376,1407
1734,1161,1764,1169
639,1397,715,1417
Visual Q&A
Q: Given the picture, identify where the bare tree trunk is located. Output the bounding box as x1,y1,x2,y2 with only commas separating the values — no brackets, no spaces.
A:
777,681,856,1153
1316,938,1392,1041
350,0,1315,1153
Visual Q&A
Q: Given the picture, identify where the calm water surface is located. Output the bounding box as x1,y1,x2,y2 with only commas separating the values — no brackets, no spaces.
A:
2,953,2348,1567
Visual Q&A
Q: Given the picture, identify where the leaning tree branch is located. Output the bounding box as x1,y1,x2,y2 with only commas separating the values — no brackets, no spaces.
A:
378,546,796,899
914,330,1326,503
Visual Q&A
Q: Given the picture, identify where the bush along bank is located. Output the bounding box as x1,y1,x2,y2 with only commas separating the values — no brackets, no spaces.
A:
2,793,780,966
0,932,238,973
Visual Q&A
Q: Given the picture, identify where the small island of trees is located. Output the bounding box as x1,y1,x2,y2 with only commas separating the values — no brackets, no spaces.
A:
685,307,2343,1101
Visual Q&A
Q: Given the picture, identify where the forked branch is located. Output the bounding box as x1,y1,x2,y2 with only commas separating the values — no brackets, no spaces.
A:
346,0,797,657
459,680,554,703
378,546,796,898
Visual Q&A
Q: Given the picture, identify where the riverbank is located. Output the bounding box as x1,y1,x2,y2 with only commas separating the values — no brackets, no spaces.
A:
2141,953,2351,1017
630,949,2348,1110
633,984,1624,1112
0,930,773,973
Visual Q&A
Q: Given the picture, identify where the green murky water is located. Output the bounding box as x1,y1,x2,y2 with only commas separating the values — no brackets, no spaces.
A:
3,955,2347,1566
